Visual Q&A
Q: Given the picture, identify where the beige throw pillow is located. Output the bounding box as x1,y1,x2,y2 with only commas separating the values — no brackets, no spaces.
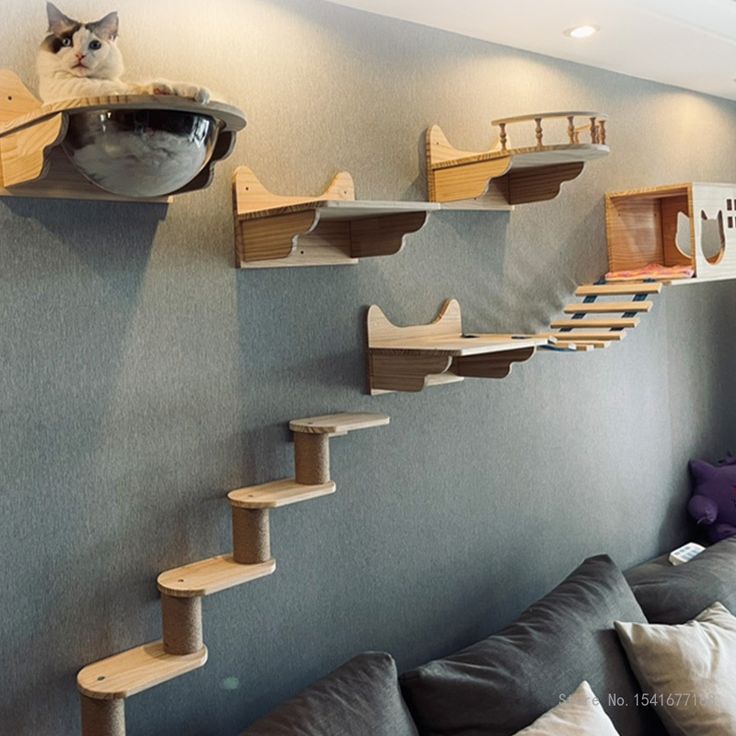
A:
513,681,621,735
615,601,736,736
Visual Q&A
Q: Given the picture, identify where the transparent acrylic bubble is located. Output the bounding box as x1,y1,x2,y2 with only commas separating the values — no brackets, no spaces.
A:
62,109,218,198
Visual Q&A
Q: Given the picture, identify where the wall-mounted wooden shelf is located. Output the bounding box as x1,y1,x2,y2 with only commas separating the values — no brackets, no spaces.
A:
606,183,736,285
77,642,208,700
77,412,388,736
157,557,276,598
367,299,550,394
233,167,438,268
0,70,245,202
426,111,609,209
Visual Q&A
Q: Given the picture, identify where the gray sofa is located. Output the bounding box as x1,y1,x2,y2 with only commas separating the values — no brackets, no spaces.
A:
242,538,736,736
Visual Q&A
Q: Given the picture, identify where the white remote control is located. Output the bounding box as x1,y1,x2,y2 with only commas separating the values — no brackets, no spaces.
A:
668,542,706,566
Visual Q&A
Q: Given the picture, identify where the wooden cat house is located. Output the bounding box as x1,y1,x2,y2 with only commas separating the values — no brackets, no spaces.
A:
606,183,736,284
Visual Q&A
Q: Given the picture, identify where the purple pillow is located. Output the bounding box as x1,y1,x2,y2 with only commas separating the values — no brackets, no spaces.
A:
688,458,736,542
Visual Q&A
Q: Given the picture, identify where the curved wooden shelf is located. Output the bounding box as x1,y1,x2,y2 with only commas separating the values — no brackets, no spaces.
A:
426,111,609,208
367,298,550,394
157,556,275,598
77,642,208,700
233,167,438,268
0,70,245,202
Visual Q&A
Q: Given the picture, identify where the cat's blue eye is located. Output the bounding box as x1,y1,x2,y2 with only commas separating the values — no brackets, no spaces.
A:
62,38,72,47
89,40,102,51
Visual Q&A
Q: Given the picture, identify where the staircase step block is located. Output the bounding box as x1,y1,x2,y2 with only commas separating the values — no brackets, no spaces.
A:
77,641,207,700
228,479,336,509
157,556,276,598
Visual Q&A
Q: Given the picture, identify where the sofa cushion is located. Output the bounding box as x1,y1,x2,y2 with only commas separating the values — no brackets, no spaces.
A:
625,537,736,624
513,681,621,736
615,602,736,736
400,555,664,736
242,652,418,736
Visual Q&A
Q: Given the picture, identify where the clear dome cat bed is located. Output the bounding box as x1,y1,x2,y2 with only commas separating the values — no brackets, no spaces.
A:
0,70,246,202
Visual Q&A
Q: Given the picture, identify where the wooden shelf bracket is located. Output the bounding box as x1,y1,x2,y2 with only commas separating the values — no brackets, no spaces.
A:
426,111,609,208
367,299,550,394
233,166,438,268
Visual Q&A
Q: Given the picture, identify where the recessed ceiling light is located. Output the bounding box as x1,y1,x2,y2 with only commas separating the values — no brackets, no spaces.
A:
565,25,599,39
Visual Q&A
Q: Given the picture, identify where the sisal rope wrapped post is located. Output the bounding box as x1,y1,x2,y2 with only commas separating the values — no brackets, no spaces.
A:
161,595,203,656
294,433,331,485
232,507,271,564
80,695,125,736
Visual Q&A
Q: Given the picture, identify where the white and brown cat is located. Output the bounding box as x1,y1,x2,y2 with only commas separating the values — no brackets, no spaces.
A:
37,3,210,104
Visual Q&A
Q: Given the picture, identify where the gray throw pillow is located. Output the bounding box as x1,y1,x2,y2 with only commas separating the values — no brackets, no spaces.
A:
625,537,736,624
241,652,418,736
615,602,736,736
400,555,665,736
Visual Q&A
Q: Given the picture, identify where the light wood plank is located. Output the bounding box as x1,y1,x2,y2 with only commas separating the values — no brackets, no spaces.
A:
550,318,640,329
563,301,653,314
547,331,627,342
576,283,662,296
77,642,207,700
157,556,275,598
290,413,390,435
228,479,336,509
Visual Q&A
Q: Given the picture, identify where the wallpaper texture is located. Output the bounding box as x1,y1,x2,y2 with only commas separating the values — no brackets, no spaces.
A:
1,1,736,734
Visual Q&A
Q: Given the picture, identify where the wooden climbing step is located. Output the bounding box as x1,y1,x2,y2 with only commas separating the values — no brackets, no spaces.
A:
77,641,208,700
576,283,662,296
563,301,653,314
550,331,627,342
228,478,336,509
290,413,390,436
550,317,640,330
157,556,276,598
570,340,611,349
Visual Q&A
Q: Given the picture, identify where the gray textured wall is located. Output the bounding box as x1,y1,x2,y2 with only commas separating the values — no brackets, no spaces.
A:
2,1,736,734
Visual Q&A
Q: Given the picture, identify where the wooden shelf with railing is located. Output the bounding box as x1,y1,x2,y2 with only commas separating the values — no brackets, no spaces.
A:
426,111,609,209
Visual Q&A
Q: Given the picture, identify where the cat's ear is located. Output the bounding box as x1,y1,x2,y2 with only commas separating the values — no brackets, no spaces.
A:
88,11,119,41
46,3,76,34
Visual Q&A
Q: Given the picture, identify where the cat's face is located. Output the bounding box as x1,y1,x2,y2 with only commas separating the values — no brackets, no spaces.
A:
40,3,122,79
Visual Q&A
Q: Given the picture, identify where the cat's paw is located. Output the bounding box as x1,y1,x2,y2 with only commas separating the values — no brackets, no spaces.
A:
145,81,211,103
174,84,210,104
193,87,211,104
147,81,176,96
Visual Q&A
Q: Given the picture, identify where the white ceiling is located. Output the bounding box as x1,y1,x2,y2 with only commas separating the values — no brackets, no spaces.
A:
326,0,736,102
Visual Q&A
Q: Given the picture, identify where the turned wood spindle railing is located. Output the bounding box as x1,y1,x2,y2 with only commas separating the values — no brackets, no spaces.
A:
499,122,508,152
491,111,608,154
535,117,544,148
589,116,598,144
